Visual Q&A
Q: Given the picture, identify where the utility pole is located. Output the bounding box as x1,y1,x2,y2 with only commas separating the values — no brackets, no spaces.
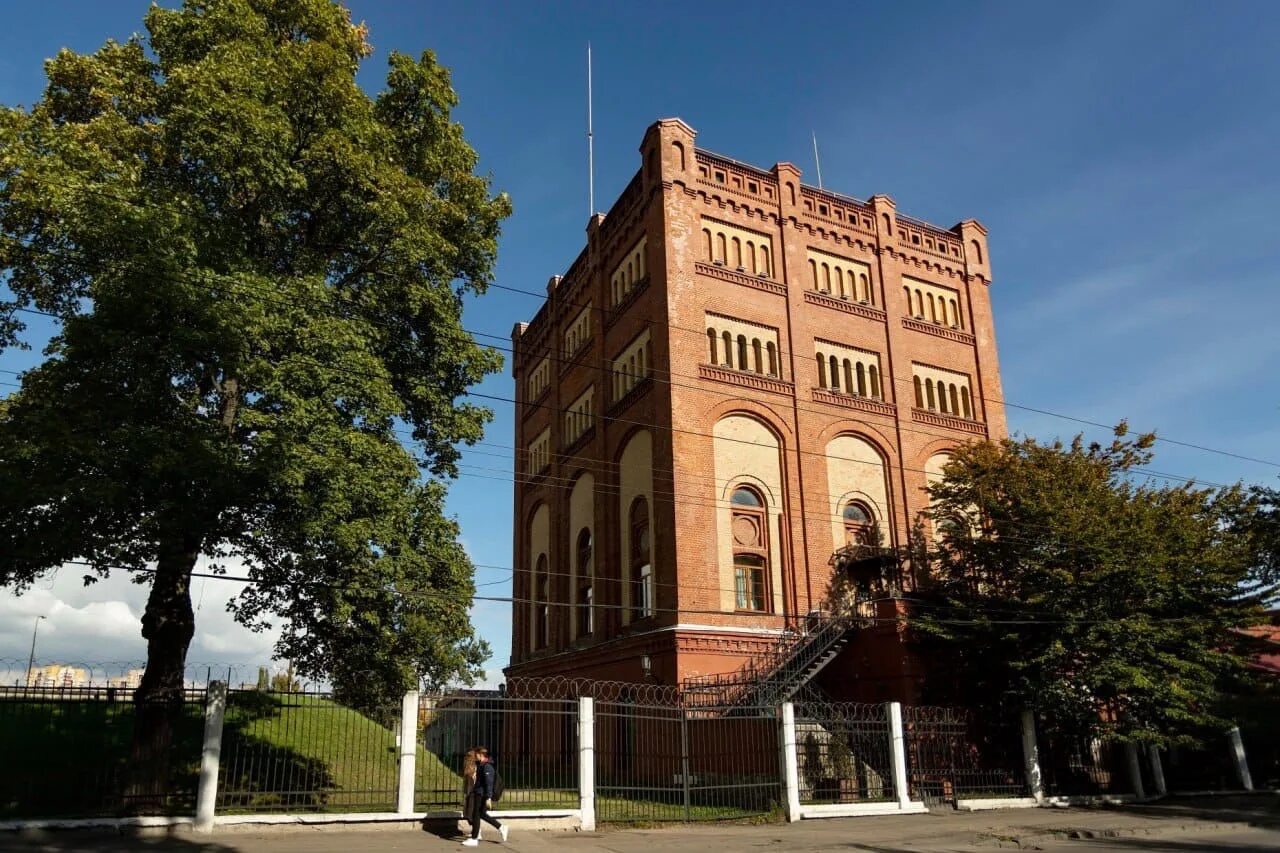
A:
25,615,45,688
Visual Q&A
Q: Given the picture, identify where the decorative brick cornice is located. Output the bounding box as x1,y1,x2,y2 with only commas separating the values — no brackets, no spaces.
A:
811,389,896,418
699,363,794,397
912,407,987,436
902,316,976,345
803,289,888,322
695,261,786,296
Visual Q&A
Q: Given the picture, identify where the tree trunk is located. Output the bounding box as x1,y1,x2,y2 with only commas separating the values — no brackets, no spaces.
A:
126,534,200,813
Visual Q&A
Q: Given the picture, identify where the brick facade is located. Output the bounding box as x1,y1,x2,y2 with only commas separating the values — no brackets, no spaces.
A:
506,118,1006,701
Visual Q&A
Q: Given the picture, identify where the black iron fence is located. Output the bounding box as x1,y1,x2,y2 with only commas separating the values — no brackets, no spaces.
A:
793,700,895,804
594,701,781,822
216,687,401,813
0,685,205,819
1038,729,1129,797
903,705,1028,804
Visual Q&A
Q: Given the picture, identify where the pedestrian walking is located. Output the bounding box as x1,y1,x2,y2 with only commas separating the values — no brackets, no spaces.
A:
462,746,507,846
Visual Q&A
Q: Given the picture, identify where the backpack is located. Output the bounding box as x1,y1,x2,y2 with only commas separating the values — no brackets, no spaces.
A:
491,766,504,802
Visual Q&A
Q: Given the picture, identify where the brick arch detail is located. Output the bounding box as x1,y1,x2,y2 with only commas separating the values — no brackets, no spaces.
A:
703,397,796,447
814,420,897,458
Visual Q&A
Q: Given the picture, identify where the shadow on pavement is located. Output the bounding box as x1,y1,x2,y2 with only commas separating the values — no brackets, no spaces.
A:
0,828,239,853
1068,835,1280,852
1119,793,1280,829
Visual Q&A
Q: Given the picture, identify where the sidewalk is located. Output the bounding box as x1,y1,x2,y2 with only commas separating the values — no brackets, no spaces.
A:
1,795,1275,853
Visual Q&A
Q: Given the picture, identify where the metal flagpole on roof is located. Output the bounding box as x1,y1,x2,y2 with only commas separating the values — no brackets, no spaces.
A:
812,131,823,189
587,43,595,216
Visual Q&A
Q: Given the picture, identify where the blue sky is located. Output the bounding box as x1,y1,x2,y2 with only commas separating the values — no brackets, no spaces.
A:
3,1,1280,683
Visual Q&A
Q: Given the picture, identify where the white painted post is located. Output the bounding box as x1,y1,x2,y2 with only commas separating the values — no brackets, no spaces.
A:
397,689,420,814
1125,743,1146,800
1147,745,1167,797
780,702,801,822
1020,710,1045,803
194,680,227,833
1227,727,1254,791
579,696,596,831
887,702,911,809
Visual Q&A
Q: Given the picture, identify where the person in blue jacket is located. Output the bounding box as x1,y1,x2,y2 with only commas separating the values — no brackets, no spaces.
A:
462,746,507,846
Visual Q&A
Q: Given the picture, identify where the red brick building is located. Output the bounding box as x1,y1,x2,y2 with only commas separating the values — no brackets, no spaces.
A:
506,118,1006,702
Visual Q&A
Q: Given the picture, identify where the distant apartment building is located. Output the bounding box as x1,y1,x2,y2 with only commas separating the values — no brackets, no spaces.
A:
26,664,89,688
506,119,1006,702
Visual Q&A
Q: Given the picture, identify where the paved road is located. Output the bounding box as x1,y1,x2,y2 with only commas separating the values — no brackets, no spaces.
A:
1033,828,1280,852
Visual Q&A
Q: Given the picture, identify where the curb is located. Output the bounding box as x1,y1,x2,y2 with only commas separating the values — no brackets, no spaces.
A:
979,820,1246,848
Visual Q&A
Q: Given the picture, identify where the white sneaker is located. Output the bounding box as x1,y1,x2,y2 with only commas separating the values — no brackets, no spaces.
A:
500,825,510,843
462,839,479,847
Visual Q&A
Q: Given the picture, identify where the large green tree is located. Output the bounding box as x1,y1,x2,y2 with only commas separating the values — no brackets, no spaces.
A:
916,426,1269,745
0,0,508,720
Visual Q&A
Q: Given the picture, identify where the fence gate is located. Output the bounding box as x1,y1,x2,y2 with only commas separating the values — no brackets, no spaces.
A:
903,706,1028,805
594,701,780,822
793,701,896,806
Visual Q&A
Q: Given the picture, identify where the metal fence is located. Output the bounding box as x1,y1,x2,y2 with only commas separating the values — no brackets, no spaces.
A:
903,706,1028,804
1038,729,1128,797
1162,735,1241,793
793,701,895,805
0,685,205,819
216,688,401,813
417,696,578,812
594,701,781,822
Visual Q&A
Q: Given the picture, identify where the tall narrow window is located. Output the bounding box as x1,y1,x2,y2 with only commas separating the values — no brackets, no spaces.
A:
949,384,960,416
766,342,778,376
822,263,831,293
760,246,771,277
737,335,748,370
836,267,846,298
869,365,881,398
926,379,936,410
928,294,937,323
732,237,742,269
730,486,769,613
746,241,757,274
914,376,923,408
856,362,867,396
752,338,763,373
809,259,819,290
842,359,854,394
631,497,652,619
961,387,972,419
817,353,827,388
535,554,549,650
914,290,924,317
734,555,768,611
716,233,727,264
861,274,872,303
722,331,734,369
843,501,873,546
938,384,949,413
829,355,841,391
577,529,593,637
703,229,713,261
707,328,718,364
904,286,912,310
950,299,960,328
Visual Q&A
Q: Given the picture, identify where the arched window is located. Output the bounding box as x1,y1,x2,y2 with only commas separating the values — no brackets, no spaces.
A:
822,263,831,293
861,274,871,303
949,384,960,416
903,286,912,310
961,386,972,419
829,355,841,391
737,335,748,369
950,299,960,328
970,239,983,264
759,246,771,277
577,528,593,637
637,248,645,278
914,290,924,317
937,298,947,325
746,241,757,274
928,293,937,323
732,237,742,269
671,140,686,170
707,328,718,364
842,359,854,394
702,229,712,261
631,497,652,619
722,331,734,369
817,353,827,388
730,486,769,612
869,365,881,398
752,338,763,373
856,362,867,396
882,213,891,234
938,383,948,413
926,379,936,410
836,267,846,298
535,554,549,650
809,259,819,290
716,233,727,264
843,501,873,546
913,376,923,408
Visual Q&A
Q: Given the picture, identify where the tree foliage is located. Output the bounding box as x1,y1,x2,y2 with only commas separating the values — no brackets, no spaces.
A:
916,425,1268,745
0,0,509,709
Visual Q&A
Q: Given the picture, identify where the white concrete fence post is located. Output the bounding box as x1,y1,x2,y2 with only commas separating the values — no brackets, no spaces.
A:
1227,726,1254,791
1125,742,1146,800
887,702,911,809
1019,710,1045,803
579,696,596,831
194,680,227,833
1147,744,1167,797
397,689,420,815
780,702,801,822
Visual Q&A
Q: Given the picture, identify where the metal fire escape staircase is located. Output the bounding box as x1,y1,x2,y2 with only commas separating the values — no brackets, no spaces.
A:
681,545,903,715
